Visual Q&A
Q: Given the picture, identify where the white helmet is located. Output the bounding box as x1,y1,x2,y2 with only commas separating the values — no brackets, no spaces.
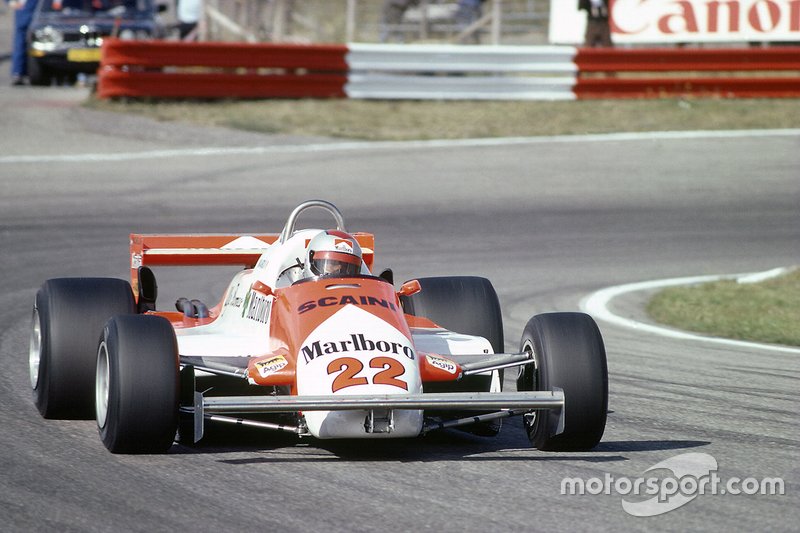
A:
304,230,363,278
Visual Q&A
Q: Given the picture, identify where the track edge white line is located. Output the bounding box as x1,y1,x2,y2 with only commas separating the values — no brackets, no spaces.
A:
2,128,799,164
580,268,800,355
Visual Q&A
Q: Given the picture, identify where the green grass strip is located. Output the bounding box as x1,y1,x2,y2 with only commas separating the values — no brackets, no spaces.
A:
85,98,800,141
647,269,800,347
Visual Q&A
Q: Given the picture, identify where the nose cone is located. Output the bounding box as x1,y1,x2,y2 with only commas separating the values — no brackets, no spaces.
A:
296,304,423,439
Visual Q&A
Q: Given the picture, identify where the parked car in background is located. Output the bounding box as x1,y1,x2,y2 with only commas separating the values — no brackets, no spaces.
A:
27,0,166,86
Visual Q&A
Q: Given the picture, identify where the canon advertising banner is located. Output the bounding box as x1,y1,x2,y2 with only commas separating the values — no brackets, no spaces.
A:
549,0,800,44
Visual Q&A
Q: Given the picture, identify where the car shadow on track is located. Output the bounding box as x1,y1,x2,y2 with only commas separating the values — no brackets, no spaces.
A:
594,440,710,453
169,418,702,464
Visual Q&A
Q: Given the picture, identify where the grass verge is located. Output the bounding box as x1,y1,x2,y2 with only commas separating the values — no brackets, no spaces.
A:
85,97,800,140
646,269,800,347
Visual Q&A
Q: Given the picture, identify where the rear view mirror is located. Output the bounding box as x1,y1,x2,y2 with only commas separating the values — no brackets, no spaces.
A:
398,280,421,297
251,280,274,297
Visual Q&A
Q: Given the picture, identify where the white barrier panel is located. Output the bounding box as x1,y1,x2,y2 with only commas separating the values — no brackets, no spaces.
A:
345,43,578,100
347,43,578,74
346,73,577,100
550,0,800,44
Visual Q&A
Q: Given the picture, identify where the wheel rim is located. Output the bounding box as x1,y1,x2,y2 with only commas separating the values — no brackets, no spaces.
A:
96,341,110,428
29,308,42,390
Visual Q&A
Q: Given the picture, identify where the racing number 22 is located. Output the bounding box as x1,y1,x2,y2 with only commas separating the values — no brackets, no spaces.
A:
327,357,408,393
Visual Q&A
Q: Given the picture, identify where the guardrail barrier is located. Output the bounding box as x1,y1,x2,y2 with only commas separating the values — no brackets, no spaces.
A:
97,40,800,100
574,48,800,99
97,40,349,99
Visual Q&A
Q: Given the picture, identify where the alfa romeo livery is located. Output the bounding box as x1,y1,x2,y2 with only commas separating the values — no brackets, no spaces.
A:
29,200,608,454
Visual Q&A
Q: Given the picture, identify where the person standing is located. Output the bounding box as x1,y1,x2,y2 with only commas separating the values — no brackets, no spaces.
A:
578,0,612,48
9,0,39,85
176,0,201,41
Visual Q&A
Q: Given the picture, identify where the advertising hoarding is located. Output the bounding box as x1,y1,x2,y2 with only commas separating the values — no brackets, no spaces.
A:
549,0,800,44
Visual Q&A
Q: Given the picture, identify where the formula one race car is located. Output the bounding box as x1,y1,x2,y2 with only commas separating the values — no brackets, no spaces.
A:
29,200,608,454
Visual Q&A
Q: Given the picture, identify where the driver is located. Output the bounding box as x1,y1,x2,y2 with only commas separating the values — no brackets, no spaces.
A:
303,230,363,278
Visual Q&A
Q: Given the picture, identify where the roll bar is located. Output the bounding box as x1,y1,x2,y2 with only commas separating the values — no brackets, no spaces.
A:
278,200,347,244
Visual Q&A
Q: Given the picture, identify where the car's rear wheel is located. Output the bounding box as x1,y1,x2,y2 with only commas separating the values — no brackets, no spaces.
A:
518,312,608,451
400,276,504,352
31,278,135,419
97,315,179,454
401,276,504,436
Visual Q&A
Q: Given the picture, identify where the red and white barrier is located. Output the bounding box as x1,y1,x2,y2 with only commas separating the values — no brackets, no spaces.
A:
574,47,800,98
97,40,349,99
345,43,578,100
97,39,800,100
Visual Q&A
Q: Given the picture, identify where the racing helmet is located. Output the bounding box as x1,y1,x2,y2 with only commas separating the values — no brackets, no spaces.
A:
304,230,363,278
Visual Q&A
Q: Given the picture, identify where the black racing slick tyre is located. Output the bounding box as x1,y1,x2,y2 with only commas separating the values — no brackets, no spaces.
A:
400,276,504,353
96,315,179,454
518,313,608,451
401,276,504,436
30,278,135,419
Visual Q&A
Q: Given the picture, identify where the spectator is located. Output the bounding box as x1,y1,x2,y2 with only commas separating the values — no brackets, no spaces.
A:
9,0,39,85
579,0,612,48
176,0,201,41
380,0,418,43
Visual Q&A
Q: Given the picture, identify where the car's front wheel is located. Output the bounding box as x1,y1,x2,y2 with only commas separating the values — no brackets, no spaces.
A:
97,315,179,454
518,312,608,451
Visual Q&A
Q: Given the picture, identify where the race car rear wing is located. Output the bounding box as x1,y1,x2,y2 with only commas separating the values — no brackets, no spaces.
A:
129,233,375,299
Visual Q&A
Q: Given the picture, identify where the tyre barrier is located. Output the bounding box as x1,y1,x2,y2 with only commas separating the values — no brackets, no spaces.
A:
96,39,800,100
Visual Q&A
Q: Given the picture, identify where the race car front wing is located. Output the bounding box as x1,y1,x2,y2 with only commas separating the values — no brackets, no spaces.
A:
178,351,564,442
181,388,565,442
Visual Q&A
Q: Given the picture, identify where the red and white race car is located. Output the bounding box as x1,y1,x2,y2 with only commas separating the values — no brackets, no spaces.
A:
29,200,608,453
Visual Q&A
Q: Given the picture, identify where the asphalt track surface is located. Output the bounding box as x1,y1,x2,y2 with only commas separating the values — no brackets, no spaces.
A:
1,79,799,531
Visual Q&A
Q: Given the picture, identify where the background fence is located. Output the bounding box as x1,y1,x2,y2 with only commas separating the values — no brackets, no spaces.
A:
97,40,800,100
198,0,551,45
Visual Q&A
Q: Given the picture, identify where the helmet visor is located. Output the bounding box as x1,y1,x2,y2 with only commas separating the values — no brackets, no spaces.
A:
310,250,361,277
